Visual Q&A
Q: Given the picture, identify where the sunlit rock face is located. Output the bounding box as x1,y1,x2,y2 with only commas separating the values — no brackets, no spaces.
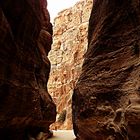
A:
72,0,140,139
0,0,56,139
48,0,93,130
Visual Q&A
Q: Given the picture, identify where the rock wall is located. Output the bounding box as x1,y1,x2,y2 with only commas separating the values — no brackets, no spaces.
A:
48,0,93,129
72,0,140,140
0,0,56,139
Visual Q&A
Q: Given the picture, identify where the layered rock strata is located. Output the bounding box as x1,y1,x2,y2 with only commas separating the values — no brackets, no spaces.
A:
48,0,93,129
0,0,56,139
72,0,140,140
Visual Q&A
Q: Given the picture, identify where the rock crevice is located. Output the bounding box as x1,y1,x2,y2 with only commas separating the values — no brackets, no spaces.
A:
48,0,93,130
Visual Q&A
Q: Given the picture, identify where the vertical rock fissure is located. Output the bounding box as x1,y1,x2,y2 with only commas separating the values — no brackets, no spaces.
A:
48,0,93,130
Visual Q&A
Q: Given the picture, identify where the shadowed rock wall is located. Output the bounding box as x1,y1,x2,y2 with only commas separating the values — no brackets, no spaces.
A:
48,0,93,130
0,0,56,139
72,0,140,139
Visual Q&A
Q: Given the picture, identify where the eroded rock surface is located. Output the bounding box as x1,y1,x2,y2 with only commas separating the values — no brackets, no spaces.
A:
48,0,93,129
72,0,140,139
0,0,56,139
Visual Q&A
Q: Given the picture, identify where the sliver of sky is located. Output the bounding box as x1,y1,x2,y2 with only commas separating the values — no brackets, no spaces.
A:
47,0,80,22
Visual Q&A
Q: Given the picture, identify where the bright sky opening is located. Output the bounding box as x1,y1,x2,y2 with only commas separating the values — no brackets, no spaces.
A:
47,0,80,21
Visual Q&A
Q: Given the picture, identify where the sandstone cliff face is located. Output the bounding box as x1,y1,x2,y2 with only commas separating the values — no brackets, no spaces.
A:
48,0,93,129
0,0,56,139
72,0,140,140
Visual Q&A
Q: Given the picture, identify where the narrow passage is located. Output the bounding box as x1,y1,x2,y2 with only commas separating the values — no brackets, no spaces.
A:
48,130,75,140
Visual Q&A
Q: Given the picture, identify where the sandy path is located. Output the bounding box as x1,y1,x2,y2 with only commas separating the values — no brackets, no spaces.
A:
48,130,76,140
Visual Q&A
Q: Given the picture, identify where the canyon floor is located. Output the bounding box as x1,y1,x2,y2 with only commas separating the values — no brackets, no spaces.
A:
48,130,75,140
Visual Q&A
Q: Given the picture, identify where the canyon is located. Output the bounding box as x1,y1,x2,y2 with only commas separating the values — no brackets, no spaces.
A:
0,0,140,140
48,0,93,130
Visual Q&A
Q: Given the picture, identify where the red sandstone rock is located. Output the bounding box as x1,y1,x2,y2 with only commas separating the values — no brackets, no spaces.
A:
48,0,93,130
72,0,140,139
0,0,56,139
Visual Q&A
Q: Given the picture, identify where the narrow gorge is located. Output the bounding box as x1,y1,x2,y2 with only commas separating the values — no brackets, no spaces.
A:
0,0,140,140
48,0,93,130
